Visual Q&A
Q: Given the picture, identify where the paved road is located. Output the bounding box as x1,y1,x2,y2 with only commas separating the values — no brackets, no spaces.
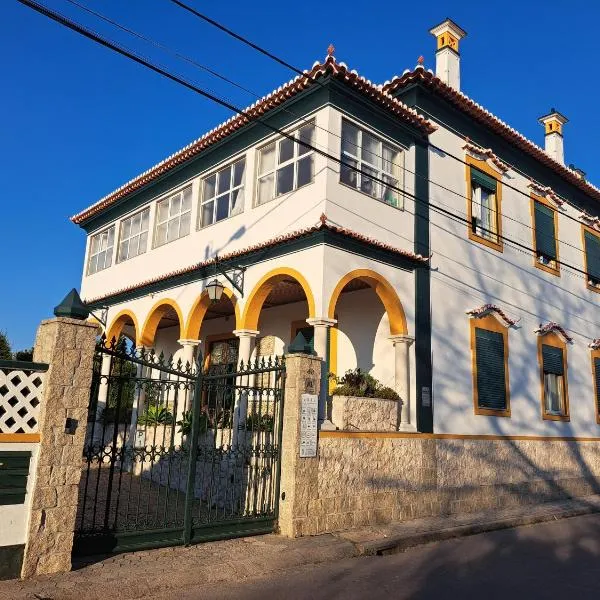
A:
171,513,600,600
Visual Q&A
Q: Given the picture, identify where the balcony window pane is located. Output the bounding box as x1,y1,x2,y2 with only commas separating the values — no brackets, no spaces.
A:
276,163,294,195
217,166,231,195
298,123,315,156
167,218,178,242
233,160,245,187
216,194,230,222
257,174,274,205
202,200,214,227
231,188,244,216
259,143,276,175
204,174,217,200
297,155,314,188
169,194,181,218
341,121,359,157
156,222,167,246
340,156,358,188
279,137,295,164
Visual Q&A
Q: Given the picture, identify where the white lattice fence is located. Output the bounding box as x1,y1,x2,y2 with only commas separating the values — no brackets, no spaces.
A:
0,363,47,434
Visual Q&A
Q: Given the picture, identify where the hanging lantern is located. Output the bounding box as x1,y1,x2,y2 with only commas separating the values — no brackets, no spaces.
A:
206,279,225,303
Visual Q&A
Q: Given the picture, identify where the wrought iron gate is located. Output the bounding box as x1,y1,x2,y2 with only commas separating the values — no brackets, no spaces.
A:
73,337,285,556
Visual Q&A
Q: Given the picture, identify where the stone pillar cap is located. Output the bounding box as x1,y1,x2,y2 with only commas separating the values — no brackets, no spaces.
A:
389,334,415,345
177,338,200,346
232,329,260,338
306,317,337,327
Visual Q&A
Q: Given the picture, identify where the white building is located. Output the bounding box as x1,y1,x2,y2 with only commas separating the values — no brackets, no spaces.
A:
73,20,600,439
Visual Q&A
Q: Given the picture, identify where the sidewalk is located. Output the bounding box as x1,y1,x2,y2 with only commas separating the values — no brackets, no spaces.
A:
3,495,600,600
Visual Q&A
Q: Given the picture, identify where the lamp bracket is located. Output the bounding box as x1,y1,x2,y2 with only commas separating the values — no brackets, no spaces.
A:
213,256,246,297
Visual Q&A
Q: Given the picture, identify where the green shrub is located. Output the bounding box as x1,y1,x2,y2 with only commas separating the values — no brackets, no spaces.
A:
246,413,275,432
331,368,399,401
176,410,209,436
138,404,174,426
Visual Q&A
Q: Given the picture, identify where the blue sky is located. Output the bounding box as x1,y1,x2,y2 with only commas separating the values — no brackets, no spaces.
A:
1,0,598,350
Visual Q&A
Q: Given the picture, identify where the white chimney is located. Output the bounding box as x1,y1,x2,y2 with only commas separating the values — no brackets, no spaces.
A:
538,109,568,165
429,18,467,90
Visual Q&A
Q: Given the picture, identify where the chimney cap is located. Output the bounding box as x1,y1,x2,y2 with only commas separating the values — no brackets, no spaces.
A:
538,109,568,125
429,18,468,40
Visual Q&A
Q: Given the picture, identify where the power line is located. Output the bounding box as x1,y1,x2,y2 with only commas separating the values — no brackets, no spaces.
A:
169,0,597,251
16,0,599,286
60,0,590,260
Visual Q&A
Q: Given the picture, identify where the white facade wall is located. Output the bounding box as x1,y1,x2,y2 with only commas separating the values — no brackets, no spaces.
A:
429,124,600,436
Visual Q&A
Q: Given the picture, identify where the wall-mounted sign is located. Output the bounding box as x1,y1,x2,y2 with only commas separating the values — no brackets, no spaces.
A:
300,393,318,457
422,386,431,408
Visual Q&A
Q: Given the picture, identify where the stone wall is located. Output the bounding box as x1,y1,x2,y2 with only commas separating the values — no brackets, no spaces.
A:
21,317,97,577
331,395,397,432
291,433,600,535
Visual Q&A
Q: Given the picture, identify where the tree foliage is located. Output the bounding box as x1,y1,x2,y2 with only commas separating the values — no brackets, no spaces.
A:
0,331,12,360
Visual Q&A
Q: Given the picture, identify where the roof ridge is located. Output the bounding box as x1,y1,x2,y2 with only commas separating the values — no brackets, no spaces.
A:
72,56,435,225
382,67,600,203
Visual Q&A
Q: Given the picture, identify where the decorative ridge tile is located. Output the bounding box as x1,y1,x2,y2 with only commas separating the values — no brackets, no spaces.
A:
534,322,573,343
466,303,519,327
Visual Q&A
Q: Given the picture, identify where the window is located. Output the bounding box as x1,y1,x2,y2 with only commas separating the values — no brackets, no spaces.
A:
583,227,600,291
256,122,315,205
154,186,192,247
118,208,150,262
87,226,115,275
538,336,569,421
592,350,600,424
340,120,403,207
470,168,499,242
532,197,559,274
470,315,510,416
200,159,245,228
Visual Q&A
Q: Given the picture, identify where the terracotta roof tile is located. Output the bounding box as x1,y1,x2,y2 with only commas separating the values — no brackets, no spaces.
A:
83,217,428,305
72,57,436,225
383,66,600,203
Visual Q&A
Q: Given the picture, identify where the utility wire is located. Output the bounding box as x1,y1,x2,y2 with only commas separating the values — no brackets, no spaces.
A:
169,0,598,249
61,0,591,259
17,0,598,285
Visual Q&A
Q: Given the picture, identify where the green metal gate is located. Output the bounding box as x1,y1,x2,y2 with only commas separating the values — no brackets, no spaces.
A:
73,336,285,556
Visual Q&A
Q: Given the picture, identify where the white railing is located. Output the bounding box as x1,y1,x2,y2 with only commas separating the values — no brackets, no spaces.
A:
0,360,48,435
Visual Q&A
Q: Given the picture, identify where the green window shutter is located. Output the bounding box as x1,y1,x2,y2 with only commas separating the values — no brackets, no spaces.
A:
475,328,506,410
584,231,600,282
595,358,600,415
542,344,564,375
534,202,557,260
471,168,497,192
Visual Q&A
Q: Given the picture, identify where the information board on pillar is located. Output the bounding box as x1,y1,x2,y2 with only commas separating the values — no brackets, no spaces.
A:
300,393,318,457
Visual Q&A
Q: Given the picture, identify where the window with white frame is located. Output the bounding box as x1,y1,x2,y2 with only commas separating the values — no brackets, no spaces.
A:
200,159,245,228
470,168,499,243
87,226,115,275
118,208,150,262
154,186,192,247
340,120,403,207
256,122,315,205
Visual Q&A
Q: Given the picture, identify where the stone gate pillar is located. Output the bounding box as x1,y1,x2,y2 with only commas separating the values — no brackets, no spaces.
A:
21,316,97,577
278,352,322,537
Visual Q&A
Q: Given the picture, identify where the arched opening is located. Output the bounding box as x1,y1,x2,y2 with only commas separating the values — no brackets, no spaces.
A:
241,268,316,359
106,310,139,346
328,269,407,389
139,299,184,349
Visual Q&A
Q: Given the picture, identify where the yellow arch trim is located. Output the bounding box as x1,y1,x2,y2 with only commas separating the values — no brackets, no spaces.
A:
106,310,140,346
139,298,185,347
184,288,241,339
327,269,407,335
241,267,316,331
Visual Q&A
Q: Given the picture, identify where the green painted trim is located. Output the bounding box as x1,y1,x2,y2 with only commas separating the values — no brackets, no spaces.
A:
0,544,24,581
414,141,433,433
0,360,48,372
73,518,275,556
87,228,427,309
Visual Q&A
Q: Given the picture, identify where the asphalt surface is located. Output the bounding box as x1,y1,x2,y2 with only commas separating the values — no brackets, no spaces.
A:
173,512,600,600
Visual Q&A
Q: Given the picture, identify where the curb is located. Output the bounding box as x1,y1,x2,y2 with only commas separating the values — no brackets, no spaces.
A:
352,502,600,556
